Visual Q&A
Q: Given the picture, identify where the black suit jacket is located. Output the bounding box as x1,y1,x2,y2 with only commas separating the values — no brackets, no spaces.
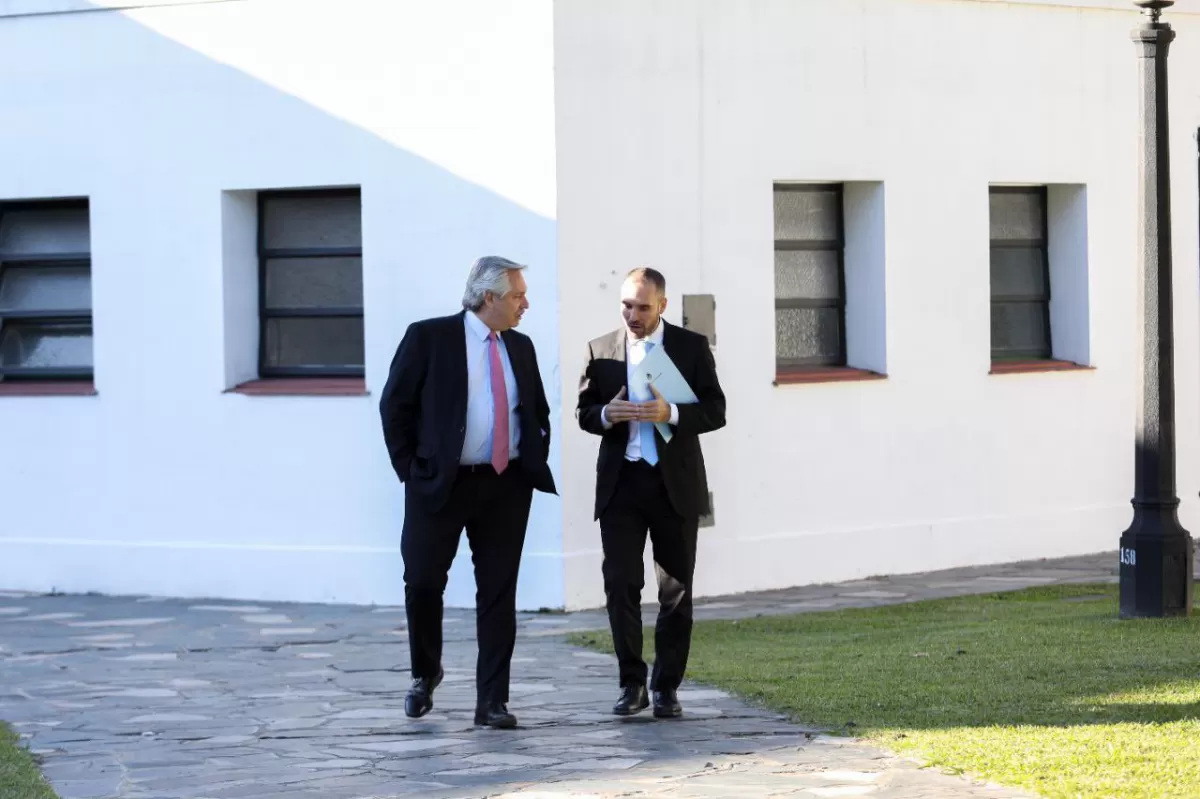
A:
577,322,726,521
380,311,557,512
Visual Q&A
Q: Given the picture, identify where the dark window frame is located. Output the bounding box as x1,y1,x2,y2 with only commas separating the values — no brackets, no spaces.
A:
256,187,364,379
773,183,847,369
989,185,1052,362
0,198,93,382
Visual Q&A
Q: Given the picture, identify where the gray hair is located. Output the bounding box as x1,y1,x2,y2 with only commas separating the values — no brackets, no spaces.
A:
461,256,527,311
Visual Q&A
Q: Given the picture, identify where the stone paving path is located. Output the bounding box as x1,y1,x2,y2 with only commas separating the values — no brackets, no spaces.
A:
0,553,1120,799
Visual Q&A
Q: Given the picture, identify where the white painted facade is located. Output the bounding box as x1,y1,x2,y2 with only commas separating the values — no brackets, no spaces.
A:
0,0,562,609
2,0,1199,611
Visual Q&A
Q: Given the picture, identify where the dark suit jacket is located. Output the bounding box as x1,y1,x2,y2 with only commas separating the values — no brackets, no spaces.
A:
577,321,726,521
380,311,557,512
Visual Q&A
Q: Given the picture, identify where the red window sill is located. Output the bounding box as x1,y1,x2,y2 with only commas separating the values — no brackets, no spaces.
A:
774,366,887,386
990,360,1093,375
0,381,97,397
228,377,368,396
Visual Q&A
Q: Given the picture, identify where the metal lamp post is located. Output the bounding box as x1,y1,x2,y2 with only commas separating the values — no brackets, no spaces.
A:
1118,0,1195,618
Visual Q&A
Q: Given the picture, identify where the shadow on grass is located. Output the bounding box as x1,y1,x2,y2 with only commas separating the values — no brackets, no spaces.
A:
573,585,1200,731
573,583,1200,799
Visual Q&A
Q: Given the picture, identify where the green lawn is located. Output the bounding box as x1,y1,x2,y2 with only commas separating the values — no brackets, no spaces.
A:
0,723,57,799
570,584,1200,799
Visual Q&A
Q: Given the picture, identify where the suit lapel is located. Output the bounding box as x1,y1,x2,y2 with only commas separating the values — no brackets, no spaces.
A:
608,329,628,394
608,329,627,362
660,320,678,363
500,329,528,407
655,322,681,449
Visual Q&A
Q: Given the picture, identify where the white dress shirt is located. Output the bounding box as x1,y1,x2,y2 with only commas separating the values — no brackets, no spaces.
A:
461,311,520,465
601,321,680,462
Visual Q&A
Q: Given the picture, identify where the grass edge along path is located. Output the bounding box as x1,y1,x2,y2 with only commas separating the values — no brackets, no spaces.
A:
569,584,1200,799
0,722,58,799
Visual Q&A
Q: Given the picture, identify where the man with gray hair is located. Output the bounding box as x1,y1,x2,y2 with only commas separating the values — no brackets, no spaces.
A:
380,256,556,729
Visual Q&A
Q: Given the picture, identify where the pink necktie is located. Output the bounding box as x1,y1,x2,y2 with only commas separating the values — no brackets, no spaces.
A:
489,332,510,474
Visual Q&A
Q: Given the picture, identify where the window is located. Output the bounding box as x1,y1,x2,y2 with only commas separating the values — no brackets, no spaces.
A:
990,186,1051,361
258,189,364,378
773,183,846,369
0,200,94,382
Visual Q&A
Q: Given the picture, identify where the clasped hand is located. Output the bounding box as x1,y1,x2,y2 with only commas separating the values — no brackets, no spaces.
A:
605,386,670,424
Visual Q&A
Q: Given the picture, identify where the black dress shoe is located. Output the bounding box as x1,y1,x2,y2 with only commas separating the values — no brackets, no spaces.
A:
474,701,517,729
404,667,443,719
612,684,649,716
652,688,682,719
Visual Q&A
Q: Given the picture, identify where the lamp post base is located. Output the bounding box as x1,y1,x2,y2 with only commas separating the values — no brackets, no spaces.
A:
1119,505,1194,618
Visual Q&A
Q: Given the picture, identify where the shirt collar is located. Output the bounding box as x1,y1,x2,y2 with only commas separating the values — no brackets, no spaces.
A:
465,310,495,342
628,320,666,347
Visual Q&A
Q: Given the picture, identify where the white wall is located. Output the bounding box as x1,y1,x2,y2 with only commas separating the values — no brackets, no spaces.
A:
555,0,1200,609
0,0,564,609
7,0,1200,614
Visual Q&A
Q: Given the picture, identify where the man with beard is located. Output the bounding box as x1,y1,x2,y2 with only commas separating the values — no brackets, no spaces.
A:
380,255,556,729
576,267,726,719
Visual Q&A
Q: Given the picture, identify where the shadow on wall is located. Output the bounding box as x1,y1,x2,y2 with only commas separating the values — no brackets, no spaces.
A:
0,0,562,609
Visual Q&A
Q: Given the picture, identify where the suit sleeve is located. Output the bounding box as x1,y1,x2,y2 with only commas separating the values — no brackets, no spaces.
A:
675,337,726,437
576,341,609,437
379,322,426,482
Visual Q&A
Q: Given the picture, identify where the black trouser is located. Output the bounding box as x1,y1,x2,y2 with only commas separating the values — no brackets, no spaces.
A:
401,463,533,706
599,459,699,692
